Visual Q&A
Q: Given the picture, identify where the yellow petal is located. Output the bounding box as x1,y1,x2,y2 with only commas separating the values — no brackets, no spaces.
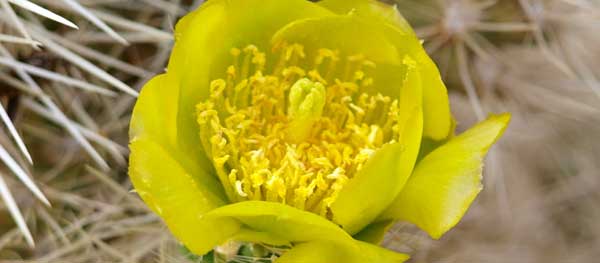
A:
353,220,394,245
418,53,454,140
231,228,291,247
203,201,408,262
271,14,408,99
277,240,409,263
331,56,423,235
129,74,176,145
330,143,407,234
204,201,351,244
319,0,453,140
380,113,511,238
319,0,414,35
168,0,334,172
129,138,238,254
130,74,223,198
271,15,402,65
354,240,410,263
276,241,353,263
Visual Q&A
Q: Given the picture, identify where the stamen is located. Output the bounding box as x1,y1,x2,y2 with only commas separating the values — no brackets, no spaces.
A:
196,44,402,218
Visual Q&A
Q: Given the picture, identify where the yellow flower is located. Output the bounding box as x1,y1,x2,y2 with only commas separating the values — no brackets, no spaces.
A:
128,0,510,262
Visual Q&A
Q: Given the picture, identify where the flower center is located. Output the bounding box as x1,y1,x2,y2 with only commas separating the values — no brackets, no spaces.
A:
196,44,402,218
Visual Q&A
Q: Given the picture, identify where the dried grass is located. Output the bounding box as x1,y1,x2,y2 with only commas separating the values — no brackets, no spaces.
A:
0,0,598,262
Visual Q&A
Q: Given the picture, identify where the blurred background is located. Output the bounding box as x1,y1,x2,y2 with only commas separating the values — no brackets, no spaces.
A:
0,0,598,262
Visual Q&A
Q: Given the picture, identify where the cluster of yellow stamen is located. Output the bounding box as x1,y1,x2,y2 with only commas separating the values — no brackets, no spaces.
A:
196,43,402,218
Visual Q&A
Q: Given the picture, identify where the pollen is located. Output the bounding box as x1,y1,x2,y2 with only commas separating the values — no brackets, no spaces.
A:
196,43,402,218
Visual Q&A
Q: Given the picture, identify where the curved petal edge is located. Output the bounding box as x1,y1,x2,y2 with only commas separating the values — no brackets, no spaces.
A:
380,113,511,238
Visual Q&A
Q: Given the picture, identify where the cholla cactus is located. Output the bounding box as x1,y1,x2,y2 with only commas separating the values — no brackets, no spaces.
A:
0,0,167,248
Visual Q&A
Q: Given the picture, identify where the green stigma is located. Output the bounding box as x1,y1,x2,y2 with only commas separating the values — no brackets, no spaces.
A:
287,78,327,143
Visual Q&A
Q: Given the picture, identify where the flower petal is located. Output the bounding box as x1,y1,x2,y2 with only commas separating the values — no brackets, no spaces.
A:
354,240,410,263
318,0,413,35
353,220,394,245
275,241,351,263
167,0,334,177
270,14,408,98
276,240,409,263
380,113,511,238
231,228,291,247
129,75,176,149
330,143,407,234
330,56,423,235
203,201,408,262
129,138,239,254
130,74,224,199
418,54,454,141
204,201,350,244
271,15,402,65
319,0,453,141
